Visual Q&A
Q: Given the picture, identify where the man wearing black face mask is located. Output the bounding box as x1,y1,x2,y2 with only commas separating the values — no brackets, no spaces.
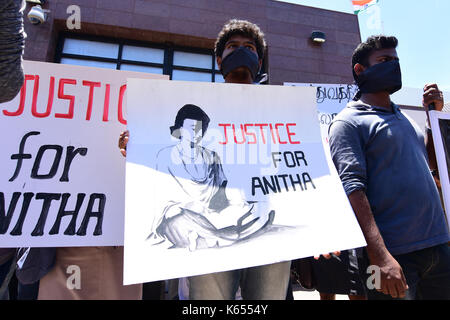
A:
185,19,292,300
214,20,264,85
328,35,450,300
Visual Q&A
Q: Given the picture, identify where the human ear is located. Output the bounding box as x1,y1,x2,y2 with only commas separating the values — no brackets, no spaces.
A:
216,56,222,70
354,63,366,76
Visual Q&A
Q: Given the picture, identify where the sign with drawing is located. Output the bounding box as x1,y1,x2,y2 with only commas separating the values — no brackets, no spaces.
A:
0,61,167,247
124,79,366,284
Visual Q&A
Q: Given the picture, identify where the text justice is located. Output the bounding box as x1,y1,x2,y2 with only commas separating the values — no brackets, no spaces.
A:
218,123,300,145
0,74,127,124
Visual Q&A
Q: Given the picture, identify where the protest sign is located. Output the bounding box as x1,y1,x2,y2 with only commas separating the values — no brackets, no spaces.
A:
124,79,366,284
0,61,167,247
284,83,358,146
284,83,358,184
429,110,450,226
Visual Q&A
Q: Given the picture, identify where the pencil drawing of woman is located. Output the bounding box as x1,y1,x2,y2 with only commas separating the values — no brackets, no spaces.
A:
147,104,275,250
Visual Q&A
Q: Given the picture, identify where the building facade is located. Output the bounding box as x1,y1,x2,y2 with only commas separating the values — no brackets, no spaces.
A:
23,0,361,85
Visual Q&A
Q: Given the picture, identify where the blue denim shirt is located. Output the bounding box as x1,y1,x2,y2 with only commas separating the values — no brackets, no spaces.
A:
329,100,449,255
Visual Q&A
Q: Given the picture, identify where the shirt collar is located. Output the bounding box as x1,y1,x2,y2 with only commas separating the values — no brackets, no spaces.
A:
348,100,400,113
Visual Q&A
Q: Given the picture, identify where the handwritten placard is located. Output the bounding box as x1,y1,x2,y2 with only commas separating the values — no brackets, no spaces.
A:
0,61,168,247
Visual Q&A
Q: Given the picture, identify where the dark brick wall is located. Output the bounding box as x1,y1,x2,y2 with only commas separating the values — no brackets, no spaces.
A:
23,0,360,85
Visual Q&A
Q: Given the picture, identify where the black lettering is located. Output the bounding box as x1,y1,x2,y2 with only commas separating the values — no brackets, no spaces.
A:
31,193,61,236
338,86,347,103
283,152,297,168
294,151,308,166
302,172,316,190
251,177,266,196
331,87,335,100
10,192,34,236
49,193,86,235
59,147,88,182
0,192,21,234
278,174,290,192
274,175,281,192
316,86,326,103
9,131,40,181
31,145,63,179
289,174,304,191
271,152,282,168
263,176,278,194
76,193,105,236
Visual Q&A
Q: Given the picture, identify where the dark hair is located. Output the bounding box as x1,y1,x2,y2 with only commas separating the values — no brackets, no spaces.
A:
214,19,266,60
351,35,398,81
170,104,210,139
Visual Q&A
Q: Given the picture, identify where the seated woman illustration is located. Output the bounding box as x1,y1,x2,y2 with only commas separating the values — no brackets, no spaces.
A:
147,104,276,251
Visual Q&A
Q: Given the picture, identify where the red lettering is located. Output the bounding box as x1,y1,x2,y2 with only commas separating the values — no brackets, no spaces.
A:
275,123,287,144
2,74,35,116
103,84,110,122
217,123,300,145
232,124,246,144
32,76,54,118
244,124,257,144
219,124,231,145
55,78,77,119
268,124,277,144
286,123,300,144
82,80,101,121
255,123,268,144
118,84,127,125
1,75,127,124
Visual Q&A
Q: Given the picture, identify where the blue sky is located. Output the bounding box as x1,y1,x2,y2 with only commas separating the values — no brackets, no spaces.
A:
277,0,450,92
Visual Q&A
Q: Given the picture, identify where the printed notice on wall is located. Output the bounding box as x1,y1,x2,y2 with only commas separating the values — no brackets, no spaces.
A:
0,61,167,247
124,79,366,284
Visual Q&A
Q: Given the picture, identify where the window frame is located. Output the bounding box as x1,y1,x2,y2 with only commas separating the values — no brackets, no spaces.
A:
55,33,221,82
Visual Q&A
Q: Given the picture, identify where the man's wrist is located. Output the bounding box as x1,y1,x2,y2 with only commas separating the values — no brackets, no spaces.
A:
366,242,391,265
425,120,432,134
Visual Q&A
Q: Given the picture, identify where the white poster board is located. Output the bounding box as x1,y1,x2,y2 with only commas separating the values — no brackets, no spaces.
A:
429,110,450,226
124,79,366,284
284,83,358,183
284,83,358,147
0,61,168,247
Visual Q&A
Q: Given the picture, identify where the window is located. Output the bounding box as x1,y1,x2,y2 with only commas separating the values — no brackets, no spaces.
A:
56,35,221,82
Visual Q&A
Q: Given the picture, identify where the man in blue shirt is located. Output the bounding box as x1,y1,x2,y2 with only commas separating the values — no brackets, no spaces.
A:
329,35,449,300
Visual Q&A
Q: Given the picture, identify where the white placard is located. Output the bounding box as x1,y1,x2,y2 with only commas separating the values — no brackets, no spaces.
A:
284,83,358,146
124,79,366,284
0,61,168,247
429,110,450,226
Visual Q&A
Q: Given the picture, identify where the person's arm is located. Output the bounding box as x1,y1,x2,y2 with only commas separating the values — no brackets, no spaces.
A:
329,119,408,298
423,84,444,188
0,0,25,103
347,189,408,298
118,130,129,157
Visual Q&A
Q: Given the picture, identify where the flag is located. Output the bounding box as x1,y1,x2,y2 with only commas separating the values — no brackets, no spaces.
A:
352,0,379,14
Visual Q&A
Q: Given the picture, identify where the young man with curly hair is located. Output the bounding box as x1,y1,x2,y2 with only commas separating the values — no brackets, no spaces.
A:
185,19,291,300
